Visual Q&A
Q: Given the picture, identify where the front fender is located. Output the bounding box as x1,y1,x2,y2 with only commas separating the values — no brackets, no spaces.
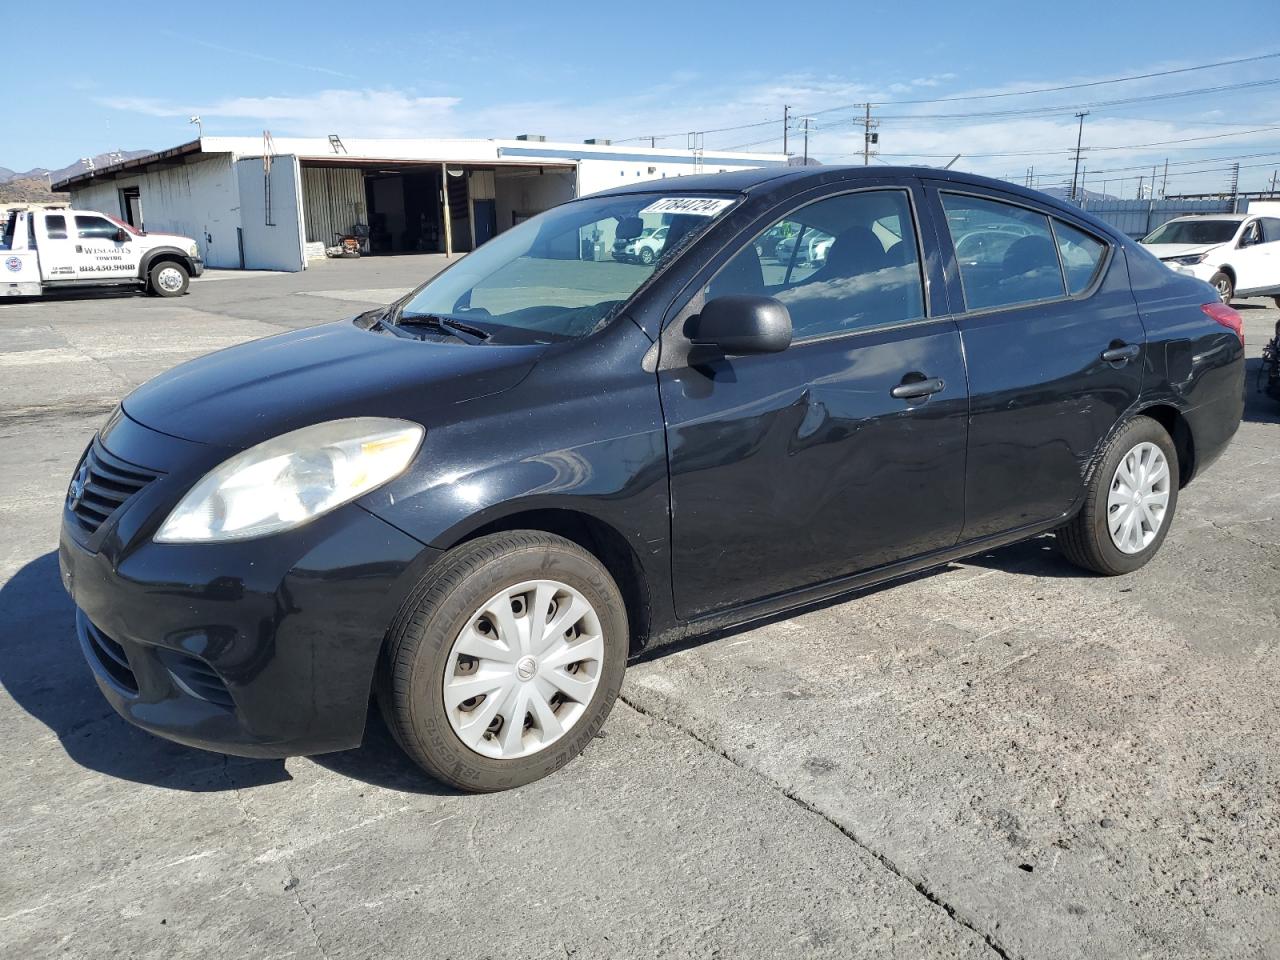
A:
138,245,196,279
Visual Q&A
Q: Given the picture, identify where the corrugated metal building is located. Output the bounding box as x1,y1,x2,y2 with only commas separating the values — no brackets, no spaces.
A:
54,136,786,271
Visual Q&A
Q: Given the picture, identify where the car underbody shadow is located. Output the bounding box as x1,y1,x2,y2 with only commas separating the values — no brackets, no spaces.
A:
309,706,462,796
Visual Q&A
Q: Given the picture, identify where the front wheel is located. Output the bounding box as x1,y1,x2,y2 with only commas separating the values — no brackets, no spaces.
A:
639,247,655,265
149,261,189,297
378,531,628,792
1208,271,1234,304
1058,416,1179,576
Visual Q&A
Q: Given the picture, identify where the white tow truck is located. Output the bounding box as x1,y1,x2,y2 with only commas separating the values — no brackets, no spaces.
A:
2,205,203,298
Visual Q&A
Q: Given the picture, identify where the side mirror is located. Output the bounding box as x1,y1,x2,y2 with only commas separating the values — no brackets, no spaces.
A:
114,228,130,243
690,294,792,356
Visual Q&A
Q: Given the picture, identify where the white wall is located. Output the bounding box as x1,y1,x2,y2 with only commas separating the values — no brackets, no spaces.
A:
576,158,746,198
493,169,576,233
235,156,305,271
69,155,242,268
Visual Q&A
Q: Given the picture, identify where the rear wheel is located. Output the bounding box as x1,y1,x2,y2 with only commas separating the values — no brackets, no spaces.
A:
379,532,628,792
1208,271,1234,304
149,261,189,297
1058,416,1179,576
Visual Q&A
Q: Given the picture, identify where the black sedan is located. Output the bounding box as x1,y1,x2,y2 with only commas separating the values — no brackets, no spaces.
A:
60,166,1245,791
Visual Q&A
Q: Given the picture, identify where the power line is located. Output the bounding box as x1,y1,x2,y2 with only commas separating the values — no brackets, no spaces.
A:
810,51,1280,112
614,53,1280,149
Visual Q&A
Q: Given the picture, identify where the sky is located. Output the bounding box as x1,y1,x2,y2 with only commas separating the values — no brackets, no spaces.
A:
4,0,1279,197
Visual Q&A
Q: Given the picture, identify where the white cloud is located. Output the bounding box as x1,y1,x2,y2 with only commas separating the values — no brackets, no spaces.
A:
96,60,1280,196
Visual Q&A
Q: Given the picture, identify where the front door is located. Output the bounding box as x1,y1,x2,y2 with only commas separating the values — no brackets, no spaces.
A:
660,183,969,619
926,182,1145,540
71,213,139,280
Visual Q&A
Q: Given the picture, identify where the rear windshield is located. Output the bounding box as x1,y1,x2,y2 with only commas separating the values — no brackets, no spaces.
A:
396,192,739,343
1142,219,1238,245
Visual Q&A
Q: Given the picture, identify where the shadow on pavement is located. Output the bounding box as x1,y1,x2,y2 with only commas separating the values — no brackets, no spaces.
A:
0,551,457,794
1244,358,1280,425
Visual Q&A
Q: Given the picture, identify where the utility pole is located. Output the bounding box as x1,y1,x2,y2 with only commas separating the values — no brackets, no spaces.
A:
1228,162,1240,211
782,105,789,156
799,117,814,165
861,104,878,166
1070,111,1088,201
1270,169,1278,196
1079,166,1087,207
1161,158,1169,199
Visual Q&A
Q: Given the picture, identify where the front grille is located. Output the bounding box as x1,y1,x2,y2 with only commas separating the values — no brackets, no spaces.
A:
81,615,138,694
68,440,159,536
160,651,235,709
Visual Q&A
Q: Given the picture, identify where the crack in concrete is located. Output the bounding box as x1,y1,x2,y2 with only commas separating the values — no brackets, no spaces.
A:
220,756,332,960
619,693,1015,960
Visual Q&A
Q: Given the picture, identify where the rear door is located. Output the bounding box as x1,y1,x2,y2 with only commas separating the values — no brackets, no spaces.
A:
925,181,1144,540
33,212,79,281
660,181,970,618
1238,217,1280,292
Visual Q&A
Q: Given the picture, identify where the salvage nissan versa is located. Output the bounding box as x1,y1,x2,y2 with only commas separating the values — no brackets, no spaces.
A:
60,167,1245,792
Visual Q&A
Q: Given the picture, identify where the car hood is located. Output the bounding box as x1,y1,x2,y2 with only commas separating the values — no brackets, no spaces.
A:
140,232,195,248
122,319,542,448
1141,242,1219,259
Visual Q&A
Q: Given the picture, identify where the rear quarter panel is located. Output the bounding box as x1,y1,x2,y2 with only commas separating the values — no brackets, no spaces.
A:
1123,240,1245,480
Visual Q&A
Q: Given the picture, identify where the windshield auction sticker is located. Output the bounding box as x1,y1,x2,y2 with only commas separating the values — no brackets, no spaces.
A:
639,197,735,217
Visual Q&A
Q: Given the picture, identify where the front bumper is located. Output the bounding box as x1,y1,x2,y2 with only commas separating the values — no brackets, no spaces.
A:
60,412,438,758
190,257,205,277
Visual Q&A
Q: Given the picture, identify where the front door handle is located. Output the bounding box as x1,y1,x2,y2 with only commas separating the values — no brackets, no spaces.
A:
1101,343,1140,363
891,376,945,400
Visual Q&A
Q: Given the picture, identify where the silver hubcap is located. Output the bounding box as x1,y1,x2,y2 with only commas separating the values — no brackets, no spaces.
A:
1107,441,1171,554
444,579,604,760
157,266,183,292
1215,278,1231,301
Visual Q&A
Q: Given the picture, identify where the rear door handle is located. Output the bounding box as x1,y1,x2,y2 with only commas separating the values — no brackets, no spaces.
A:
891,376,945,400
1101,343,1140,363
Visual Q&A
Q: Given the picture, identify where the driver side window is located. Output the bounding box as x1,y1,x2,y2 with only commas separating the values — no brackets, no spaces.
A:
707,189,926,341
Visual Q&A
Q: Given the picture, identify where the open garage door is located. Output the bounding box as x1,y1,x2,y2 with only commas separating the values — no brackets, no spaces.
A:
235,155,305,271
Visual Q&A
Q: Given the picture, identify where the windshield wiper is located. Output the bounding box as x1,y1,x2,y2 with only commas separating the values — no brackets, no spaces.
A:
396,312,491,343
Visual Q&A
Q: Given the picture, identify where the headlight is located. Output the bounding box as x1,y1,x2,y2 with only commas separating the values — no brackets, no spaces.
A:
188,241,199,258
1173,253,1207,265
155,418,423,543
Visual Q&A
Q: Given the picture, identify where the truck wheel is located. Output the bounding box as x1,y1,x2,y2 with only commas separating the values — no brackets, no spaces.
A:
149,261,189,297
378,531,628,792
1208,271,1233,304
1057,416,1179,576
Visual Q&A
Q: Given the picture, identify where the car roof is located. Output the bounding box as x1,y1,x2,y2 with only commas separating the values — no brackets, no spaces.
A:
1165,213,1247,222
590,164,1107,219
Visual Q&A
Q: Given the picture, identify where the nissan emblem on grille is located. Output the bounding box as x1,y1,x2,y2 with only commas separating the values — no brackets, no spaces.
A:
67,460,89,511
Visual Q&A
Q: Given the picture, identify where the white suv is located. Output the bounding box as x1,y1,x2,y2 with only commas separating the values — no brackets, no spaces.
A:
1141,213,1280,304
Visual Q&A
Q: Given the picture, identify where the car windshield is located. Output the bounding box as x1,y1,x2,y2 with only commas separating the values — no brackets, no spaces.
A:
1142,219,1239,245
397,192,739,343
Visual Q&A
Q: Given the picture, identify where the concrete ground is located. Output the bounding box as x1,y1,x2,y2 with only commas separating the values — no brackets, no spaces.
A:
1,256,1277,960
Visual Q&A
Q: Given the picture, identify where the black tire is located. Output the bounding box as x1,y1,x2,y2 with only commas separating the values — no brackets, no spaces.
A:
1058,416,1180,576
148,260,189,297
378,531,628,792
1208,270,1234,304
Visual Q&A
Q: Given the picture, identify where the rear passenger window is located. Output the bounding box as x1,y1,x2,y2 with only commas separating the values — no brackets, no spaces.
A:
1052,220,1106,294
1261,218,1280,244
942,194,1065,311
45,215,67,240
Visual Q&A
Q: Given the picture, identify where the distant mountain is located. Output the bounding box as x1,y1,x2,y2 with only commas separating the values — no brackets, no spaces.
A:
0,176,68,204
0,150,152,187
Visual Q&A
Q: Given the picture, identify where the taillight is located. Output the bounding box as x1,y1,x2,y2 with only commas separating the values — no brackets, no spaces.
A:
1201,302,1244,346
